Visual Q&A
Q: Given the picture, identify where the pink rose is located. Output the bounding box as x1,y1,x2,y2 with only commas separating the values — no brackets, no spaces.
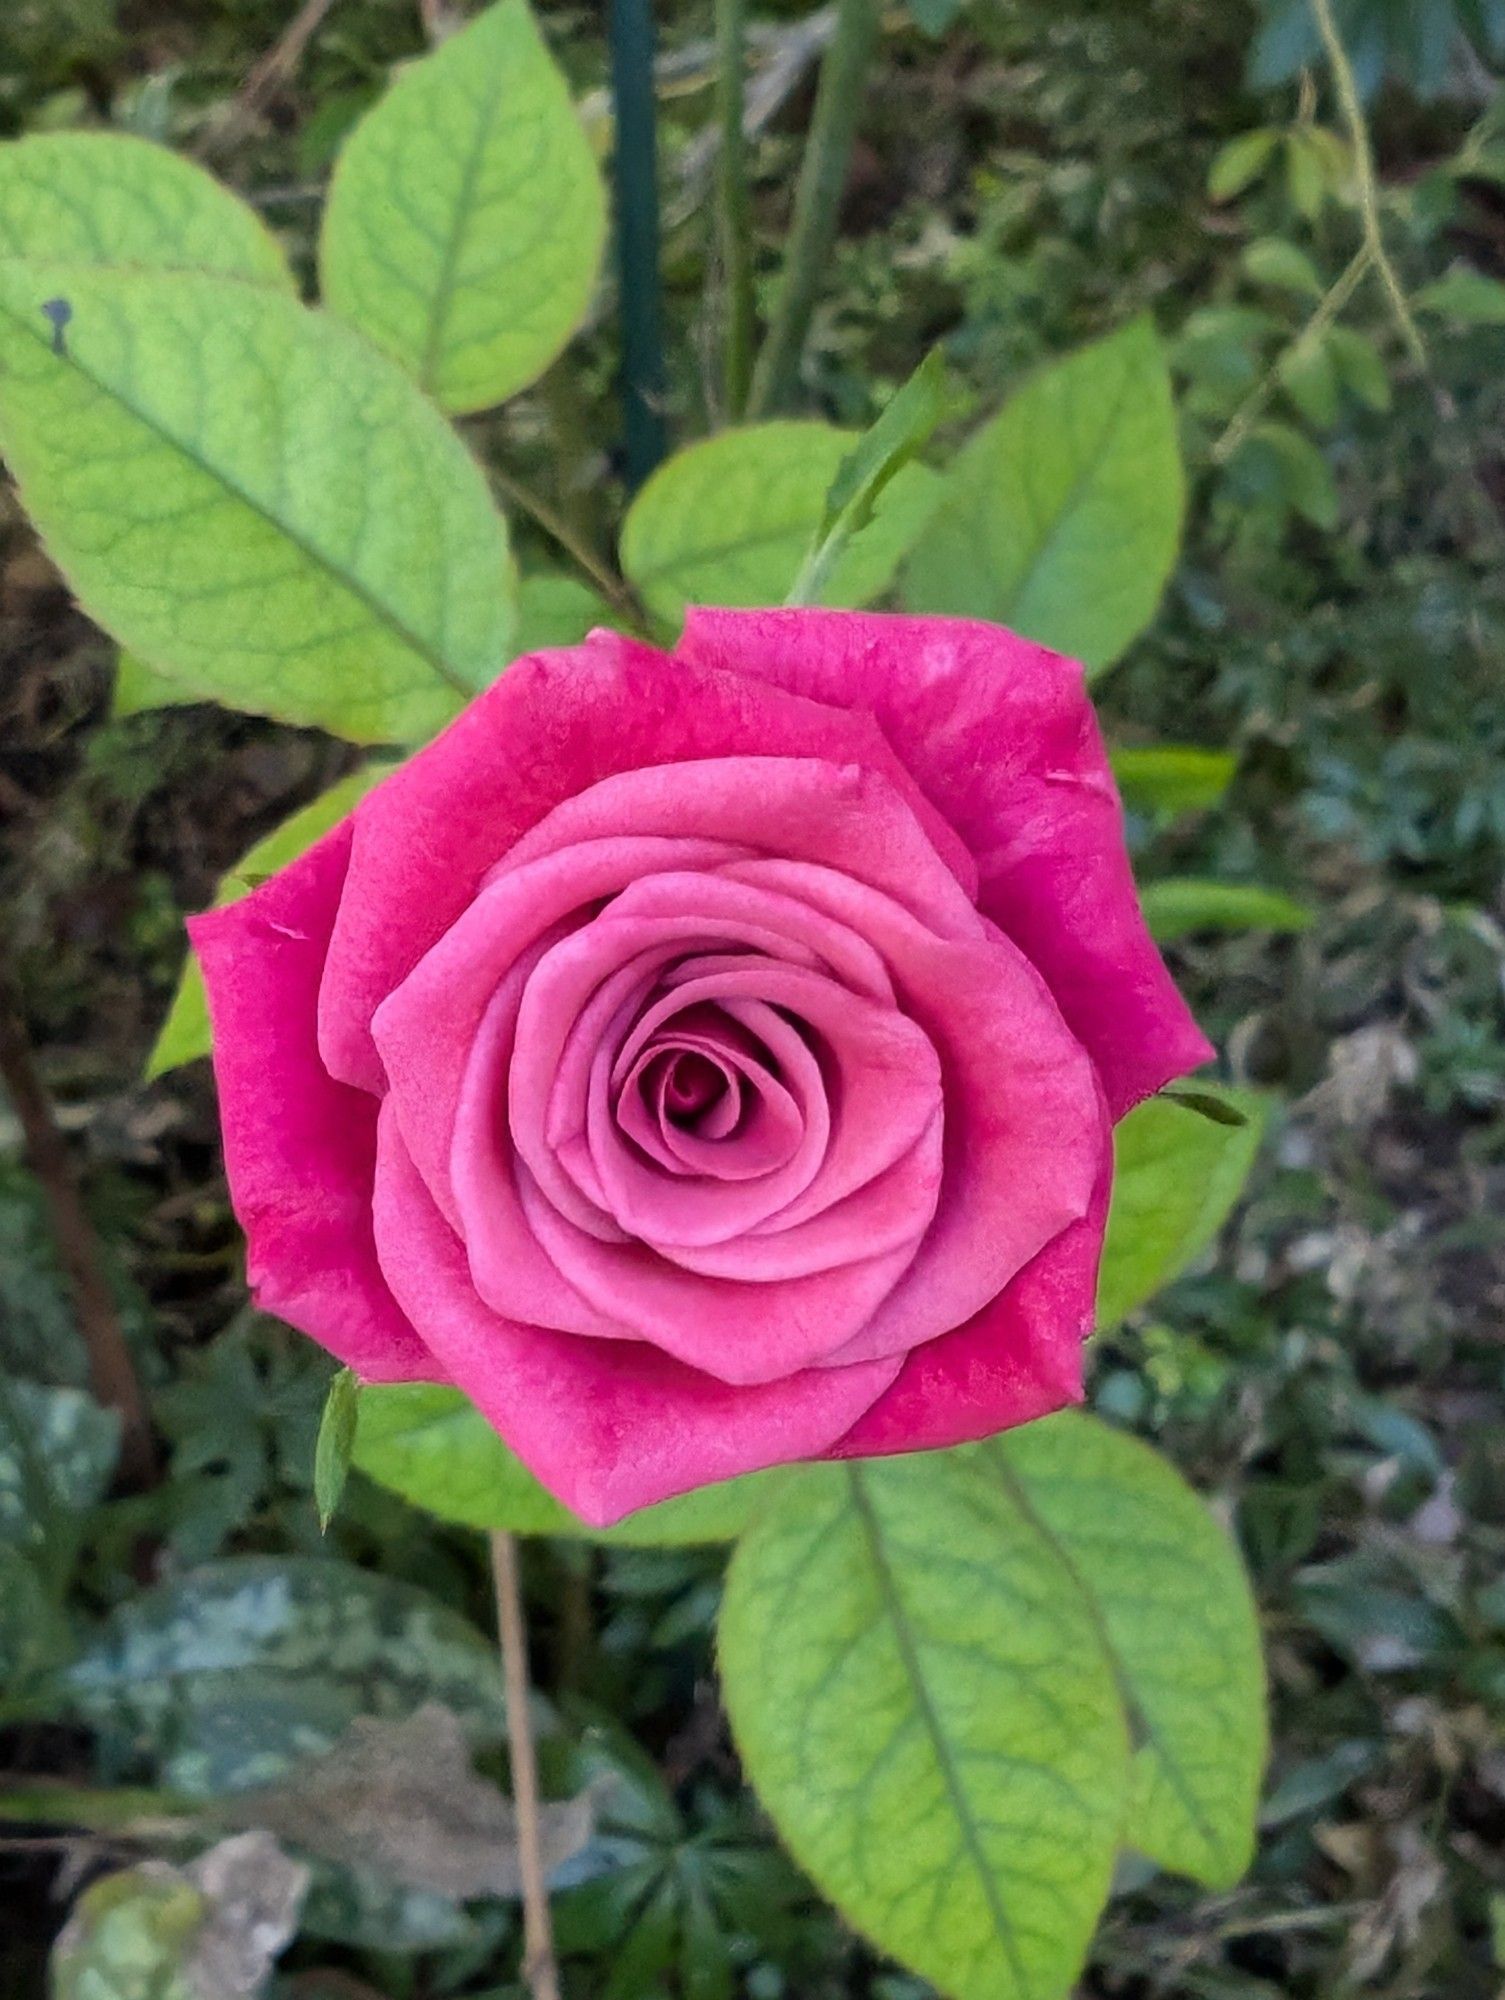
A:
191,610,1210,1524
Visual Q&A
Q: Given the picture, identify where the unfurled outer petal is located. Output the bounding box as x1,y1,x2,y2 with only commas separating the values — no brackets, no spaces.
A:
678,608,1213,1118
189,826,437,1384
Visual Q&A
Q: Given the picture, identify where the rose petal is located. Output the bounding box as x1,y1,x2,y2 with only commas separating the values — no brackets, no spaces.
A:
190,827,437,1384
679,608,1214,1117
372,1102,901,1523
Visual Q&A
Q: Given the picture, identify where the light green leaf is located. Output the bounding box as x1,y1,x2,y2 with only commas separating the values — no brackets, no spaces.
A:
0,266,515,742
790,349,948,606
147,767,387,1079
353,1383,778,1546
621,421,941,629
314,1369,359,1533
320,0,606,412
1207,128,1279,202
1141,877,1314,942
0,131,292,287
991,1415,1266,1889
1110,745,1236,817
112,650,202,719
1414,265,1505,325
1241,236,1324,298
720,1452,1130,2000
1278,335,1340,429
1097,1090,1268,1330
61,1555,506,1795
901,317,1184,674
1325,326,1392,412
512,569,616,654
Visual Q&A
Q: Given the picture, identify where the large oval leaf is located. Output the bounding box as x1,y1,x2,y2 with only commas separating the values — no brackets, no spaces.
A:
320,0,606,412
1097,1090,1268,1331
0,131,292,286
902,318,1183,674
991,1415,1266,1890
0,266,514,743
719,1452,1129,2000
353,1383,777,1546
620,422,940,628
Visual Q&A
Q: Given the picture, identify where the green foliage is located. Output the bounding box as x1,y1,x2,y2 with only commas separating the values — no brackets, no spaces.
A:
319,0,606,413
352,1383,779,1546
0,131,292,286
1141,877,1315,941
1111,745,1237,817
59,1556,506,1793
0,1379,121,1547
620,422,940,628
1097,1092,1269,1331
0,266,515,742
720,1419,1264,1999
50,1866,209,2000
1415,266,1505,325
513,570,617,653
789,348,948,606
148,768,387,1078
902,319,1184,674
313,1369,358,1533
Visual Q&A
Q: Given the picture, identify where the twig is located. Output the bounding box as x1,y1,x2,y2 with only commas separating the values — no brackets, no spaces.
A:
486,464,648,633
1310,0,1427,369
714,0,755,421
490,1531,562,2000
0,957,153,1486
748,0,880,416
1212,245,1371,463
197,0,342,156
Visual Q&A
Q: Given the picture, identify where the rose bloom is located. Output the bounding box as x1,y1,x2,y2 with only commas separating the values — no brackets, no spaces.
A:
192,610,1210,1524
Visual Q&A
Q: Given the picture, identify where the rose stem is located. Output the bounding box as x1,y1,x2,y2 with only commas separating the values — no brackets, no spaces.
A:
714,0,755,422
490,1529,563,2000
0,955,154,1486
746,0,878,418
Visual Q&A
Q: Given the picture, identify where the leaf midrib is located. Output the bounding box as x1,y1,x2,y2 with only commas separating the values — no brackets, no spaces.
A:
418,17,515,395
984,1440,1226,1865
847,1465,1034,2000
0,285,473,698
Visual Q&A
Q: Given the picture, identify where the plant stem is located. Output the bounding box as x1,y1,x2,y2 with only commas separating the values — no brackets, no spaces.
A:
486,463,647,632
1310,0,1426,369
0,957,153,1486
1212,245,1371,463
490,1531,561,2000
608,0,670,488
748,0,878,417
714,0,755,421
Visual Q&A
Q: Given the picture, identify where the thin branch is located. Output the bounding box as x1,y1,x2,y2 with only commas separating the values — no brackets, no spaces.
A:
1212,245,1371,463
197,0,342,157
1309,0,1427,369
486,464,648,633
490,1531,562,2000
748,0,880,416
714,0,756,421
0,957,153,1486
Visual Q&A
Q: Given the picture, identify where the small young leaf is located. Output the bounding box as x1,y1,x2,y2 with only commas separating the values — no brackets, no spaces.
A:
0,131,293,287
1278,334,1341,429
1228,421,1339,530
720,1452,1130,2000
1111,745,1237,817
902,317,1184,674
314,1369,359,1533
789,349,948,605
1207,127,1279,202
1160,1086,1250,1128
1325,326,1392,412
320,0,607,412
1098,1089,1268,1329
0,267,515,743
1141,877,1314,941
148,768,388,1078
353,1382,779,1546
1241,236,1325,299
622,422,939,629
1414,266,1505,325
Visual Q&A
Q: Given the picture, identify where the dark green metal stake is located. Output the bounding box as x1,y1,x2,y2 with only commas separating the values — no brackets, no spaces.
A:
608,0,668,489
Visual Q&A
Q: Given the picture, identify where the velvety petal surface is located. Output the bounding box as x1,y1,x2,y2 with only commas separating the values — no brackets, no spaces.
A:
189,828,436,1384
678,608,1213,1117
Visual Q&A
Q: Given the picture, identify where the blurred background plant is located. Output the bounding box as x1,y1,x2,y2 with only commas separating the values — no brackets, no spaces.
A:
0,0,1502,1996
